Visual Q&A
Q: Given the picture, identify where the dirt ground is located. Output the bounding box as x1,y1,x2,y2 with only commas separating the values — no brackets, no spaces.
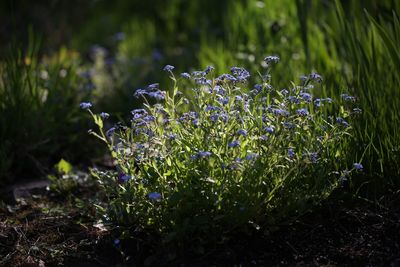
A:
0,182,399,267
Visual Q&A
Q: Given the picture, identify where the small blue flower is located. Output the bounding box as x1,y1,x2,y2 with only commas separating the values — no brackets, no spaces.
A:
300,75,308,83
134,89,148,98
205,105,221,112
143,115,156,122
228,140,241,148
106,127,116,137
336,117,349,127
204,66,214,74
254,84,262,92
282,121,294,129
80,102,92,110
264,55,280,64
309,72,323,83
235,95,243,102
236,129,247,136
148,192,162,200
265,126,275,133
280,89,289,95
287,96,300,104
341,94,356,102
218,97,229,105
246,153,258,161
100,112,110,119
147,83,159,90
210,113,219,123
296,108,309,116
120,174,131,183
300,92,312,103
310,152,318,163
148,90,166,100
272,109,289,117
168,133,176,140
180,72,191,79
163,65,175,72
288,148,295,159
353,163,363,170
198,151,212,158
114,239,121,246
314,98,322,107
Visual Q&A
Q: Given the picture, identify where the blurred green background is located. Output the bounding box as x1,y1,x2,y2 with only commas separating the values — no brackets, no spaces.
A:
1,0,399,197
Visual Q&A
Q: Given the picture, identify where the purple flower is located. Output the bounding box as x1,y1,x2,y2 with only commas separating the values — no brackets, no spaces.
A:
210,113,219,122
341,94,356,102
236,129,247,136
272,109,289,116
80,102,92,110
114,239,121,246
218,97,229,105
216,74,236,84
336,117,349,127
106,127,116,137
148,192,162,200
288,148,295,159
118,173,131,183
300,75,308,83
235,95,243,102
246,153,258,161
297,108,309,116
353,163,363,170
228,140,241,148
282,121,294,129
204,66,214,74
314,98,322,107
230,67,250,82
254,84,262,91
198,151,212,158
168,133,176,140
264,55,280,64
309,72,323,83
280,89,289,95
147,83,159,90
192,119,199,126
143,115,156,122
300,92,312,103
148,90,166,100
100,112,110,119
134,89,148,98
205,105,221,112
287,96,300,104
265,126,275,133
163,65,175,72
180,72,191,79
310,152,318,163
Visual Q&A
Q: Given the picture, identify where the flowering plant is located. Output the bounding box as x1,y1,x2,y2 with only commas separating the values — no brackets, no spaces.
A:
83,56,362,251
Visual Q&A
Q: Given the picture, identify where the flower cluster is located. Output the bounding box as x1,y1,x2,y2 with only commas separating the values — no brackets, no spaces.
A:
84,57,361,249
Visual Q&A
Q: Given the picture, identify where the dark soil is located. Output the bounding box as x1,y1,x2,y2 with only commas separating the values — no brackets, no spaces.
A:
0,181,399,267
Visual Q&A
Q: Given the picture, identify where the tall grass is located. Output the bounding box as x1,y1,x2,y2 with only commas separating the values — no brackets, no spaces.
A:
309,1,400,188
0,40,95,185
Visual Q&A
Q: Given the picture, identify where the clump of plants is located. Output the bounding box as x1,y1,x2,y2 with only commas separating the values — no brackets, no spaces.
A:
83,56,363,257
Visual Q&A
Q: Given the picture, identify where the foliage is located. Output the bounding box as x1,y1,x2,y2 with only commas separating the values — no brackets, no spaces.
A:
85,60,363,255
0,40,96,185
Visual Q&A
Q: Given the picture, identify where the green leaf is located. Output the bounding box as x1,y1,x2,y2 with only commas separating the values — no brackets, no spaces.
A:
55,158,72,174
